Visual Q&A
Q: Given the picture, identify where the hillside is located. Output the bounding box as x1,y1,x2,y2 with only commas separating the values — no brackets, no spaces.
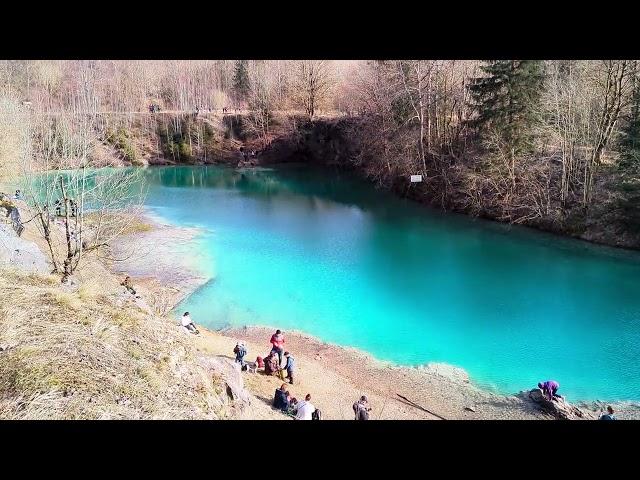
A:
0,213,272,420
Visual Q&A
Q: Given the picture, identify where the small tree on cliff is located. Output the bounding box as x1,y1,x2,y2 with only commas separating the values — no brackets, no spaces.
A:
23,112,146,282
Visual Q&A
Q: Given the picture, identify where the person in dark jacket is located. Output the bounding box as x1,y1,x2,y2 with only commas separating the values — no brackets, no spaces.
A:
273,383,289,412
234,342,247,368
353,395,371,420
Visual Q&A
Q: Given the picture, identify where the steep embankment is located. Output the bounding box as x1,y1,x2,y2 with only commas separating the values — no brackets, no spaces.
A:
254,117,640,250
0,204,273,420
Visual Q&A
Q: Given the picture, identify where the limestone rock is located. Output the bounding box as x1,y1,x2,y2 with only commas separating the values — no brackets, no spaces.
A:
199,355,251,407
0,224,49,273
523,388,596,420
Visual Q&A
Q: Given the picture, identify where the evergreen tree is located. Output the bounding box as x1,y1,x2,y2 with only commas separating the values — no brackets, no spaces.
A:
232,60,250,105
469,60,545,156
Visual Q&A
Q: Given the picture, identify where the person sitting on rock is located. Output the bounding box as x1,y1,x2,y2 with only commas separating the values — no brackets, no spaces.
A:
255,356,265,371
121,276,136,295
273,383,289,412
538,380,561,401
599,405,616,420
181,311,200,335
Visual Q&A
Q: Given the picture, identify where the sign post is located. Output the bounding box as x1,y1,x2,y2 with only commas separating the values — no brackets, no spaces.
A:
410,174,423,183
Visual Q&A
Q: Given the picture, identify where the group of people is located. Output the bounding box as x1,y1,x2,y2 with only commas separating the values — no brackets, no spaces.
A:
537,379,617,420
273,384,319,420
53,197,78,217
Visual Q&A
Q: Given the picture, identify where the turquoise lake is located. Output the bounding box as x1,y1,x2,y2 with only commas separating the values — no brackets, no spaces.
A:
139,165,640,401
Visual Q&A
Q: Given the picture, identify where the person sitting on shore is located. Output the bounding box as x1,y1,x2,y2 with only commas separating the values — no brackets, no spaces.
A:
234,342,247,368
295,394,315,420
538,380,561,401
353,395,372,420
121,276,136,295
273,383,289,412
286,396,298,416
264,351,280,376
599,405,616,420
256,356,265,371
270,329,285,367
282,351,295,385
181,311,200,335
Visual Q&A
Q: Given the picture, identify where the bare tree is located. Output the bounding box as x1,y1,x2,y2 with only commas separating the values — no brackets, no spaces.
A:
292,60,334,120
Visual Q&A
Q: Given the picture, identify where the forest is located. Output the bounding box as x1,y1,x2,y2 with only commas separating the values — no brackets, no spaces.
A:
1,60,639,247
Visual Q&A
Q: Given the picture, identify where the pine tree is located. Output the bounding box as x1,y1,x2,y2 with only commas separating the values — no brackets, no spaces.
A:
469,60,545,156
232,60,250,106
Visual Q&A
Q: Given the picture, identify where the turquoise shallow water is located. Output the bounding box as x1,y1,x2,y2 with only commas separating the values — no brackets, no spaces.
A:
139,165,640,401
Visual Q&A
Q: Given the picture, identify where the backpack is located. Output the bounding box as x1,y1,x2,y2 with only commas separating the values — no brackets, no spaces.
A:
312,408,321,420
353,402,369,420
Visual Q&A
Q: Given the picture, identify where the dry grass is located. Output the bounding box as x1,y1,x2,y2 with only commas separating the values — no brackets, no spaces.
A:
0,268,234,419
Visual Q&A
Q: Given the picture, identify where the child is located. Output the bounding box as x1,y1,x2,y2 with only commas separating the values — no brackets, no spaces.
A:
233,342,247,368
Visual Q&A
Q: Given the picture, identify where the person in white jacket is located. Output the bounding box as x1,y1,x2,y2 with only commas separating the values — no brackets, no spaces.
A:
181,311,199,334
295,393,315,420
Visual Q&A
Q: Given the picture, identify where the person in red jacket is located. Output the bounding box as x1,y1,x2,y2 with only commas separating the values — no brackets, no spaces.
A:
270,329,285,367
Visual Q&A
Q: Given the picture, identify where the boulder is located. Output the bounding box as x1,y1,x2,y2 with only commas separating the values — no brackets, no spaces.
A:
199,355,251,407
524,388,596,420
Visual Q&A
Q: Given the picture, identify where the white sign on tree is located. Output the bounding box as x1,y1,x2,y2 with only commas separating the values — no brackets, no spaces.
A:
410,175,423,183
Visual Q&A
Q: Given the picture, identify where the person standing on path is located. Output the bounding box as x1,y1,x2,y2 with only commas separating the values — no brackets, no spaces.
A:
282,351,295,384
270,329,285,367
234,342,247,368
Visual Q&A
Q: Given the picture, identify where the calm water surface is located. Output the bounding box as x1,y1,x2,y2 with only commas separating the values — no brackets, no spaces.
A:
139,165,640,401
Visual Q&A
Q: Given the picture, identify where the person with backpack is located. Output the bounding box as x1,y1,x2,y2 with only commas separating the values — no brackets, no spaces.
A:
234,342,247,368
269,329,285,367
353,395,371,420
282,351,295,384
295,393,316,420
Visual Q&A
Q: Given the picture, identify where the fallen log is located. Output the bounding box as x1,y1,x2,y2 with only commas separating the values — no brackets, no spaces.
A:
396,393,446,420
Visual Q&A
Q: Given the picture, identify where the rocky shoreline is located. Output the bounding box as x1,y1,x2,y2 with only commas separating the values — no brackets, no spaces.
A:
114,212,640,420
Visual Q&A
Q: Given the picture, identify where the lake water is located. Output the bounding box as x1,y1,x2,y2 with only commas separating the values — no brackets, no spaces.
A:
139,165,640,401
